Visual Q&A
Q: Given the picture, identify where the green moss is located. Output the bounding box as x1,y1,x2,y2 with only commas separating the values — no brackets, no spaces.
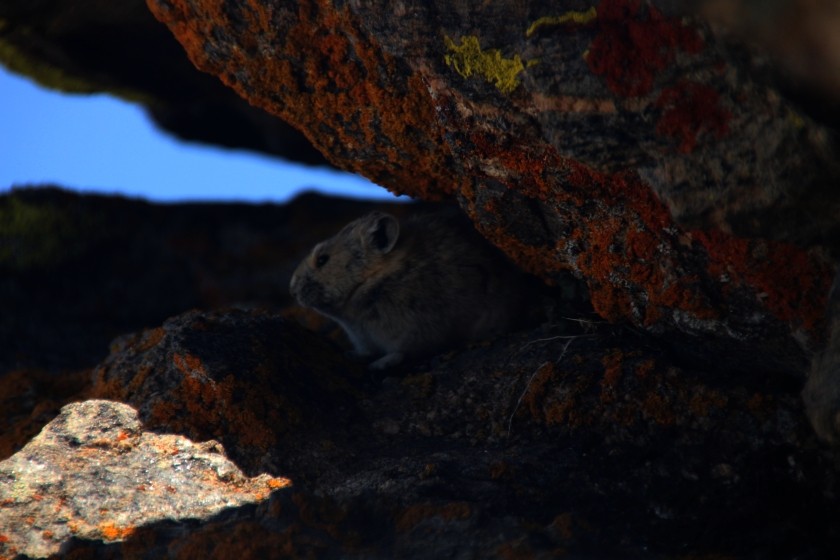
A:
444,35,534,94
0,32,100,94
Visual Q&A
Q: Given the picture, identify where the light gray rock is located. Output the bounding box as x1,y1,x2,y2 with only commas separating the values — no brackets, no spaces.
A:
0,400,289,559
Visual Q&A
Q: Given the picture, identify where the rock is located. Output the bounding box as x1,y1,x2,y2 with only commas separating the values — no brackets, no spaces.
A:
89,308,363,476
0,0,327,165
0,399,290,559
3,308,840,557
145,0,837,352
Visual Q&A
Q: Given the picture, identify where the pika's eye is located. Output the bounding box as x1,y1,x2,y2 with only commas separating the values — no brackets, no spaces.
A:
315,253,330,268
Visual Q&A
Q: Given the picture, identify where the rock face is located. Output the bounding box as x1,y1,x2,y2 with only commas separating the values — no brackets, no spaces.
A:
2,308,839,558
0,399,289,559
145,0,837,351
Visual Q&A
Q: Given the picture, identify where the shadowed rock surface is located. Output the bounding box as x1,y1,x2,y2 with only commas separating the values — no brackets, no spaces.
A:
3,308,839,558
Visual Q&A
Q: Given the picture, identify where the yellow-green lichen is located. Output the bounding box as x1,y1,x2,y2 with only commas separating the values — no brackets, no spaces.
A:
526,7,599,37
444,35,533,94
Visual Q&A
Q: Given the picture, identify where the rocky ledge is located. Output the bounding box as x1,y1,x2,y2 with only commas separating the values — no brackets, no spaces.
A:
3,305,840,558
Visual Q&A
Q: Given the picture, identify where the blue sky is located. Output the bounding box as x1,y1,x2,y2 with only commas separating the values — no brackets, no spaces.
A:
0,66,401,203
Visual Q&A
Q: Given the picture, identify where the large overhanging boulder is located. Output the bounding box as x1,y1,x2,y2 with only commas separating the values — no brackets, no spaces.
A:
145,0,837,350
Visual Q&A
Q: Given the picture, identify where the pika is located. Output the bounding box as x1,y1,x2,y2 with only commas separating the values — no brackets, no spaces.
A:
289,209,531,369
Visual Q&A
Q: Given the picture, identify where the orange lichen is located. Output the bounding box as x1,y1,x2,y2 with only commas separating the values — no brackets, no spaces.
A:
148,0,455,199
268,477,293,490
396,502,472,532
173,353,208,379
549,512,575,540
489,461,512,480
461,129,730,328
136,327,165,352
635,359,656,379
99,522,135,541
746,393,774,420
600,349,624,403
148,370,279,450
641,391,676,426
496,539,539,560
688,388,728,418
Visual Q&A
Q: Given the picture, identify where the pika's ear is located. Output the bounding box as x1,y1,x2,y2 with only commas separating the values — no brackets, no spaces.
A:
360,212,400,254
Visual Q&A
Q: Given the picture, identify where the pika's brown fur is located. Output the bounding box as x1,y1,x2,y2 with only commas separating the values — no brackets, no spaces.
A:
289,210,531,369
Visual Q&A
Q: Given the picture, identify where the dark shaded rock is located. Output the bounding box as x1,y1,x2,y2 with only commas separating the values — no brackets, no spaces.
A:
0,368,91,460
3,308,839,558
0,0,327,165
0,399,289,559
90,308,363,476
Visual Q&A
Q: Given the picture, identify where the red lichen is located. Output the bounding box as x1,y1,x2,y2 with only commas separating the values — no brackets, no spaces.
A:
656,80,731,152
587,0,704,97
692,229,833,332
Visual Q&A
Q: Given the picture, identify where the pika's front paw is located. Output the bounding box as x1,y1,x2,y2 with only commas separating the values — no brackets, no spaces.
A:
368,352,405,370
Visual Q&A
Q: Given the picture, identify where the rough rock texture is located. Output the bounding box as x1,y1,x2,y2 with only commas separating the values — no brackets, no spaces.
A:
2,308,839,558
146,0,837,354
0,399,290,559
0,0,328,165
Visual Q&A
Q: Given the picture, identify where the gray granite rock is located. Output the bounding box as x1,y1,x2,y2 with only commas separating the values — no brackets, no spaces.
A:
0,400,288,558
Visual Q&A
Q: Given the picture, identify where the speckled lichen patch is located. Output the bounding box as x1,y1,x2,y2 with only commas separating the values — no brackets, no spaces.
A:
444,35,536,94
